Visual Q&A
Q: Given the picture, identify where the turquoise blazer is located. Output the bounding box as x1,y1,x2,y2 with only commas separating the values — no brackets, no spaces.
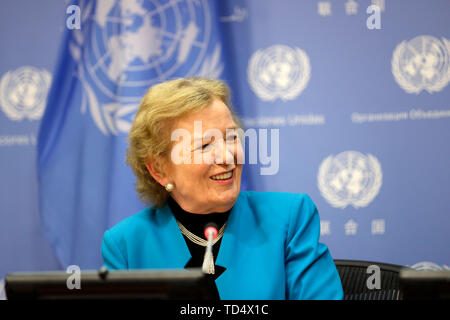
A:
102,191,343,300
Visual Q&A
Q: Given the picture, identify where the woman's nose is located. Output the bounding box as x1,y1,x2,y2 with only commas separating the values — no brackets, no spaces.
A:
215,140,235,165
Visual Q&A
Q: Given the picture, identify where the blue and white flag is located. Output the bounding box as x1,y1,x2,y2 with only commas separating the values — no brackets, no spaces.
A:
37,0,228,269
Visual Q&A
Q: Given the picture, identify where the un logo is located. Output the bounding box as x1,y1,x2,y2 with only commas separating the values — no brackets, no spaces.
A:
392,35,450,94
410,262,450,271
0,279,4,300
247,45,311,101
0,66,51,121
70,0,223,135
318,151,382,209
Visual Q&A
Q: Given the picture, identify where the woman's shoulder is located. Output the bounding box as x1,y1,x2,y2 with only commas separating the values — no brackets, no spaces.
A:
105,206,157,238
237,191,318,224
239,191,316,209
235,191,320,238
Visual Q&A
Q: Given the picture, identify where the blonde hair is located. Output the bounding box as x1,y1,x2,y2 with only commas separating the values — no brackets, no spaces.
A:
126,77,241,207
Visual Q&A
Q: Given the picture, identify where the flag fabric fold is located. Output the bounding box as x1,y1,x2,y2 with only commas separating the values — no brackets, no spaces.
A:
37,0,232,269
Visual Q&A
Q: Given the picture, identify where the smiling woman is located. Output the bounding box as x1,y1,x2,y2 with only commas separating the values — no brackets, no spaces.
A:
125,77,242,209
101,77,344,300
156,98,243,214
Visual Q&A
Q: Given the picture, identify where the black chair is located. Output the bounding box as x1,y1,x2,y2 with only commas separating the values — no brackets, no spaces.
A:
334,259,411,300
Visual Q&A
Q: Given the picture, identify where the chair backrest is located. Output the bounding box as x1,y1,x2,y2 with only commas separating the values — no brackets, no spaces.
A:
334,259,410,300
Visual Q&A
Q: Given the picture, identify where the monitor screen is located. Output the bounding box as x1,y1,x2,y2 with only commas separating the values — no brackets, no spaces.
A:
5,268,218,300
399,269,450,300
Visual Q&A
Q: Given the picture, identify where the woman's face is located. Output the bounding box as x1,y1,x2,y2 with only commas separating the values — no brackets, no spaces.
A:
164,99,243,214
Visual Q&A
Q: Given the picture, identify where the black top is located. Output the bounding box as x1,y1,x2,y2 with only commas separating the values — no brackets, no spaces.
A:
168,196,228,281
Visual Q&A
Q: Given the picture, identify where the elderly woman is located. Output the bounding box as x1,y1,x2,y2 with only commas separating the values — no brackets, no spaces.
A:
101,78,343,300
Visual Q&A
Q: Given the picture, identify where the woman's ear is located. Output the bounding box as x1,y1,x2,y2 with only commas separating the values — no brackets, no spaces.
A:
145,156,169,187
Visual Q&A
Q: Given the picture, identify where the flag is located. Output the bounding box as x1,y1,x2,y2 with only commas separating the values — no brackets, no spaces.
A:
37,0,229,269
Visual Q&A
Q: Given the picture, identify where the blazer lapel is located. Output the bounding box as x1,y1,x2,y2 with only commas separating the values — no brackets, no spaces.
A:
155,204,192,268
214,193,248,296
155,195,250,298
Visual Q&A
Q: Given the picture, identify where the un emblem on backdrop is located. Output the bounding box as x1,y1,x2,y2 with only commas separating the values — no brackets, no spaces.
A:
0,279,4,300
318,151,382,209
410,261,450,271
0,66,51,121
247,45,311,101
70,0,223,135
392,35,450,94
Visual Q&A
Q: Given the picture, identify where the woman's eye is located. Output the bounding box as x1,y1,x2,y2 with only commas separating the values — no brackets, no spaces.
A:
197,143,210,151
226,135,237,142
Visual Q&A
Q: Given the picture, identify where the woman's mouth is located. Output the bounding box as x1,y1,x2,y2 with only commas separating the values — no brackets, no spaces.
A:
210,169,234,184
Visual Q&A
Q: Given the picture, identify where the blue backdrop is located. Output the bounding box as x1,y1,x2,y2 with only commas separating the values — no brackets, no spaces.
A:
1,0,449,297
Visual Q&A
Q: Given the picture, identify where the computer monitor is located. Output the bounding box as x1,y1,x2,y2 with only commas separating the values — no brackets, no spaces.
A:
399,268,450,300
5,268,218,300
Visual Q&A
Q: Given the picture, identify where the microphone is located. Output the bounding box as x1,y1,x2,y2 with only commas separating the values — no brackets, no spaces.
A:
204,222,219,240
202,223,218,274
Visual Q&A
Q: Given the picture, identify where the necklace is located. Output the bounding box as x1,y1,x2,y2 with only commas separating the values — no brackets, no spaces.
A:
176,220,227,274
176,220,227,246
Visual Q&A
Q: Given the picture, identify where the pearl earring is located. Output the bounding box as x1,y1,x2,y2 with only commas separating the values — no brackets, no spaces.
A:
165,183,174,192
